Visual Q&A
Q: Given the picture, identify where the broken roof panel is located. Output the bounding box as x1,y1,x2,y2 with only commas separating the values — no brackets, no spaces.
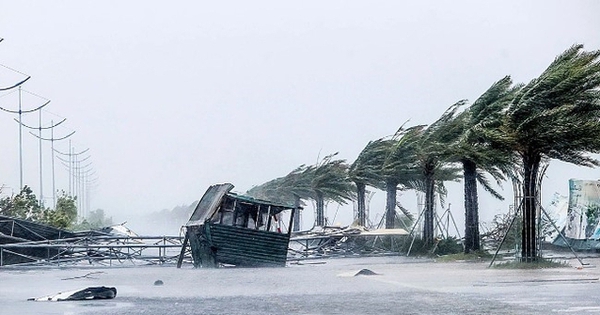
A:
185,183,234,226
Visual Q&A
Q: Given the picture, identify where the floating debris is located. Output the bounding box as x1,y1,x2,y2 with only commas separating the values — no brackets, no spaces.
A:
28,286,117,301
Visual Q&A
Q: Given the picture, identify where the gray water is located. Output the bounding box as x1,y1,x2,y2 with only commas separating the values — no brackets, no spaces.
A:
1,256,599,315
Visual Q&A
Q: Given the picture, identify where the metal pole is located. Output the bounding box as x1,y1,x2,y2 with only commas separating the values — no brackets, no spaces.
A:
18,86,23,189
38,110,43,206
51,121,56,208
68,141,72,195
30,119,71,209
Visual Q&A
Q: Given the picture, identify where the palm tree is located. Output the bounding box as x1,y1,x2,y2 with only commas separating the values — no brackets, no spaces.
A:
498,44,600,262
304,153,355,227
409,103,464,245
444,77,521,253
247,165,313,231
379,127,424,229
348,140,388,227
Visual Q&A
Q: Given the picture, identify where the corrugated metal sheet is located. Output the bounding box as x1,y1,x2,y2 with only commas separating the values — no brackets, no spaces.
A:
0,215,75,241
207,224,290,267
0,215,75,265
186,183,234,226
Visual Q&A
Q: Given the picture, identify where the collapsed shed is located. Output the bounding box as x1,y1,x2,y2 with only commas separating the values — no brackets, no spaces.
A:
181,183,299,268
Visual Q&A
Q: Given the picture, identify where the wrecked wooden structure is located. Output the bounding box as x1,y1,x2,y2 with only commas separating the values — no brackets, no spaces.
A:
180,183,298,268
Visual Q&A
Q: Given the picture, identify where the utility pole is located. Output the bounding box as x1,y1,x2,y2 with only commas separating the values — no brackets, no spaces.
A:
58,158,92,219
78,168,96,218
17,113,69,206
30,118,74,208
55,145,89,196
56,147,90,218
0,60,32,190
0,88,50,189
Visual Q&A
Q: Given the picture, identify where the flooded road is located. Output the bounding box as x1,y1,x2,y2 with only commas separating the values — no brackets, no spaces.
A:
1,256,599,314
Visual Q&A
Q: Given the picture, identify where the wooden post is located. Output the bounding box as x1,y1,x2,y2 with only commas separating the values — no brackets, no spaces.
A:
177,231,189,269
288,208,296,236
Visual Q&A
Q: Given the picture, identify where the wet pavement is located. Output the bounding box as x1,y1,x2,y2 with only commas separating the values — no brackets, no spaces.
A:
1,255,599,314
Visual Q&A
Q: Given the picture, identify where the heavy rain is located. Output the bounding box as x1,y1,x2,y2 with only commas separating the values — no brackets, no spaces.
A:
1,1,600,314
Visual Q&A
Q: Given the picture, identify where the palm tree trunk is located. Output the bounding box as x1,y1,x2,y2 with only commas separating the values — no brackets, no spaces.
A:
423,173,436,246
385,181,397,229
463,159,479,253
521,153,540,262
356,182,367,227
293,195,301,231
315,191,325,226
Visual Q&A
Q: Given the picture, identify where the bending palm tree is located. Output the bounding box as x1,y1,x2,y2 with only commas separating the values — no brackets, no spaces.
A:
444,77,521,253
498,45,600,262
305,153,355,227
348,140,389,227
408,103,464,245
380,127,423,229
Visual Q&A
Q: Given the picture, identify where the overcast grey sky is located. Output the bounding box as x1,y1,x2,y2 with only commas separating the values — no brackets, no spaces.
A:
1,1,599,231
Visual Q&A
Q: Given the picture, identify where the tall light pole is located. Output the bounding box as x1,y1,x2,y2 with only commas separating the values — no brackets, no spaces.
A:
55,146,88,196
0,87,50,189
30,119,74,208
0,59,32,191
17,113,68,206
58,157,92,218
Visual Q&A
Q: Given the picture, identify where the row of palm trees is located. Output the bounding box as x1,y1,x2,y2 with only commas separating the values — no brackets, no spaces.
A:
247,44,600,262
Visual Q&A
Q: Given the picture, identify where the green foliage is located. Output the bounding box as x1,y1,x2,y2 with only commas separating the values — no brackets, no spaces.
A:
0,187,78,230
0,186,43,221
504,44,600,163
446,77,522,199
482,210,556,250
349,139,390,188
247,165,314,205
41,191,77,229
434,236,464,256
303,153,355,204
248,153,355,226
382,127,424,190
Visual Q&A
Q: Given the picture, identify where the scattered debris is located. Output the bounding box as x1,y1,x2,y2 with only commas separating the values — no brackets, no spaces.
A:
61,271,105,280
354,268,379,276
0,216,184,267
553,179,600,250
28,286,117,301
289,225,408,259
337,269,381,277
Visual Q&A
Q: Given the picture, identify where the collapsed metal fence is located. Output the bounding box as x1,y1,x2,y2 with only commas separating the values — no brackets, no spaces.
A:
0,235,187,267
